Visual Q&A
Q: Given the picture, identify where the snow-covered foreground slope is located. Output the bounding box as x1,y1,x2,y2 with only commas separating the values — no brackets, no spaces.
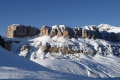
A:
2,46,120,80
1,46,120,80
0,46,86,79
33,54,120,78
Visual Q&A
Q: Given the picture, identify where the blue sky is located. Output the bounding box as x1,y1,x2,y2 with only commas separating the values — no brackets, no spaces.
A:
0,0,120,36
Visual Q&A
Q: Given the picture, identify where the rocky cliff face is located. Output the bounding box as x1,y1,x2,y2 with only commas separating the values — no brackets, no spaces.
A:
40,26,51,37
3,24,120,58
39,25,119,42
41,25,74,38
6,24,120,42
6,24,40,38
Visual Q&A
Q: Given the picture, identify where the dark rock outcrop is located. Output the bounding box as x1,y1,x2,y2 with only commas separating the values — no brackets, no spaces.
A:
0,35,5,48
4,40,12,51
101,32,119,42
0,35,12,51
63,27,74,38
82,27,102,39
41,42,51,52
109,32,119,42
73,28,82,38
6,24,40,38
27,26,40,37
50,28,58,37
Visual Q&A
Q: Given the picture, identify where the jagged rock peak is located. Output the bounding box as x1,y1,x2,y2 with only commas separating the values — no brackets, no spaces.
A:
40,25,71,38
5,24,120,42
40,25,51,37
38,24,120,42
6,24,40,38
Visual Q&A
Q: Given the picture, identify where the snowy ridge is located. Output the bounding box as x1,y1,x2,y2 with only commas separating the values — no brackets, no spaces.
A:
97,24,120,36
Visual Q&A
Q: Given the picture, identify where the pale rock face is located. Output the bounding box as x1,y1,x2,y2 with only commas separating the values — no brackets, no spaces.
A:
41,25,75,38
57,29,63,37
38,24,120,42
6,24,40,38
82,27,102,39
40,26,51,37
82,29,88,38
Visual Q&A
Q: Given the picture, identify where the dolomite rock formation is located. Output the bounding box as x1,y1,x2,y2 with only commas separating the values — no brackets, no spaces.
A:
62,27,74,38
40,26,51,37
39,25,119,42
5,24,120,42
6,24,40,38
50,28,58,37
82,26,102,39
73,27,82,38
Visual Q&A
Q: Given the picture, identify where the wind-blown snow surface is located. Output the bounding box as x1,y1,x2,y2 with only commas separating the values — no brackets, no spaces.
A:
0,46,92,79
1,24,120,79
1,46,120,80
2,46,119,80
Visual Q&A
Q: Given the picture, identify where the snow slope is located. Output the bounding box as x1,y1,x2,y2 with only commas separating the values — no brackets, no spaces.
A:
1,46,120,80
7,36,120,79
33,54,120,78
2,46,119,80
0,46,86,79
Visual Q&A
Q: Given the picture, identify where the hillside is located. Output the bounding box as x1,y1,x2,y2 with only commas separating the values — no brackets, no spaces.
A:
0,24,120,79
0,46,90,79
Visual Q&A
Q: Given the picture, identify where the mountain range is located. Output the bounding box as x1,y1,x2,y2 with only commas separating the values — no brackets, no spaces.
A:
0,24,120,79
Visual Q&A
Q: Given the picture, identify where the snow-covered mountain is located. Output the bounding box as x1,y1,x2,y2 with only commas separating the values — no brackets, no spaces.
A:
0,24,120,79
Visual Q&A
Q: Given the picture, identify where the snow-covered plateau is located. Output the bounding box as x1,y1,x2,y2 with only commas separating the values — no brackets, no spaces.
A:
0,24,120,80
